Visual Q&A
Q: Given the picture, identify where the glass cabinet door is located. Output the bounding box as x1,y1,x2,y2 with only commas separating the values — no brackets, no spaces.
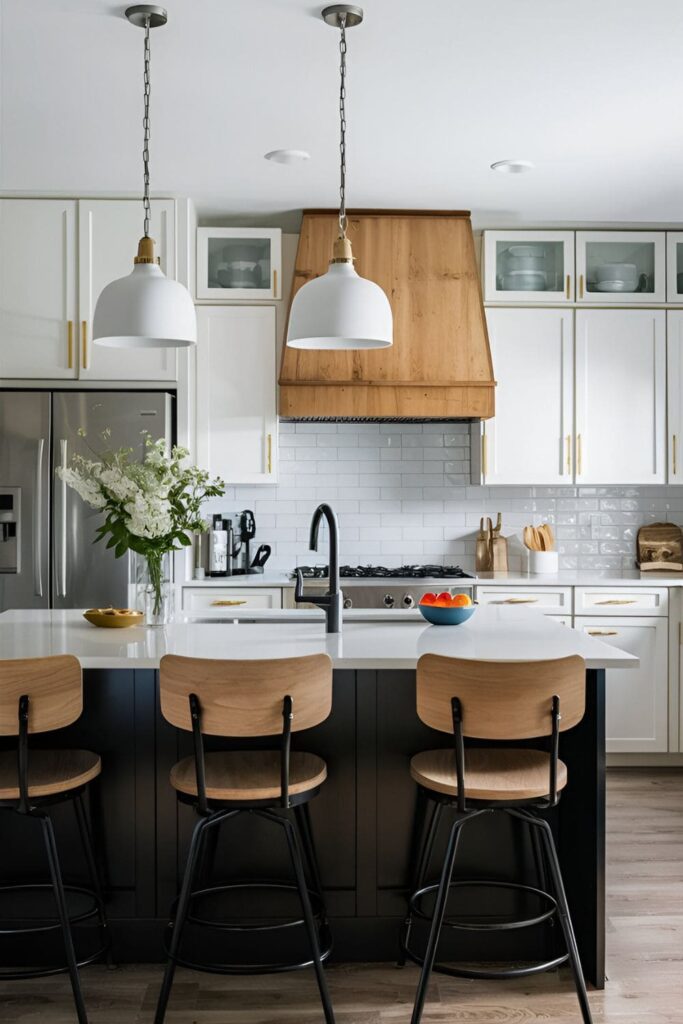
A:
483,230,575,303
666,233,683,302
196,228,282,300
576,231,665,303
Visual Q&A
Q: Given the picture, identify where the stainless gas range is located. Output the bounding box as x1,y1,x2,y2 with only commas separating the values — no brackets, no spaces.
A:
284,564,476,612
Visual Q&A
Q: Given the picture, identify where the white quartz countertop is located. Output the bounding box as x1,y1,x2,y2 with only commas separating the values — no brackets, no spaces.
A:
0,608,637,671
181,570,683,588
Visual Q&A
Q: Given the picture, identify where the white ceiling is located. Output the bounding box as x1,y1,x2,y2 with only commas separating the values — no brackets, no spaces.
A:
2,0,683,228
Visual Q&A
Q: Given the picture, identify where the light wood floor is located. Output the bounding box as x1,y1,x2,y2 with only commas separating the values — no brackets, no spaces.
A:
0,769,681,1023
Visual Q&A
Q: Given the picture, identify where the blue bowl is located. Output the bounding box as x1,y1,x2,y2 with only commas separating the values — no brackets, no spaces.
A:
418,603,476,626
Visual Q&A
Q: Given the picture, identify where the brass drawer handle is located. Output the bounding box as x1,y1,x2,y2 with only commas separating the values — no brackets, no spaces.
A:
594,599,637,605
566,274,571,299
81,320,88,369
500,597,539,604
273,268,278,294
267,433,273,474
579,274,584,299
210,599,247,607
588,629,618,636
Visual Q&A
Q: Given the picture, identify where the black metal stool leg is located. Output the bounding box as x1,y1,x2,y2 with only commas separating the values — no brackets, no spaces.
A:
40,814,89,1024
399,796,443,967
154,815,211,1024
198,817,220,888
73,793,114,967
534,817,593,1024
409,816,464,1024
283,815,335,1024
294,803,325,902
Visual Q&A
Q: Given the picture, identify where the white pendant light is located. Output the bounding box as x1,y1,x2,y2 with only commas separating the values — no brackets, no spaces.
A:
287,5,392,351
94,5,196,350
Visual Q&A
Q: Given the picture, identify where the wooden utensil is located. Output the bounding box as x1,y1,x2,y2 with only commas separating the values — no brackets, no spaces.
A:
491,513,508,571
476,517,492,571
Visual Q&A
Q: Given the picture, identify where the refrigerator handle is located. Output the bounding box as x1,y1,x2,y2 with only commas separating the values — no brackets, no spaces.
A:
56,439,68,598
33,438,45,597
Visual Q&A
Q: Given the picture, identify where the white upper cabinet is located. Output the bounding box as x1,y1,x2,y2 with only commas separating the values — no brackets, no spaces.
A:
196,306,277,485
575,310,666,484
483,230,575,303
479,309,574,484
576,231,666,304
667,311,683,482
79,199,177,381
0,200,77,379
196,228,282,300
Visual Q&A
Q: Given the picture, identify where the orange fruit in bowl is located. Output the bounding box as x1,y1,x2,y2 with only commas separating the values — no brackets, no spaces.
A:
452,593,472,607
419,593,437,606
436,592,452,607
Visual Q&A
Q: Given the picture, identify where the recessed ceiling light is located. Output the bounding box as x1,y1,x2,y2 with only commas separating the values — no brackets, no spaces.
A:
490,159,535,174
264,149,311,165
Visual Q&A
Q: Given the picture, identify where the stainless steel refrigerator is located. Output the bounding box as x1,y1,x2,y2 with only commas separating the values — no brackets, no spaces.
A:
0,391,173,612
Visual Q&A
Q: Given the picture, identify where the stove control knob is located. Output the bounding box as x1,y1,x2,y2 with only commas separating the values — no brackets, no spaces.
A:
343,597,353,609
402,594,415,609
383,594,395,608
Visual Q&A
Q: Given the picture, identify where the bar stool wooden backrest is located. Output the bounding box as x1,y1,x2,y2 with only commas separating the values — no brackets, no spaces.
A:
159,653,333,810
0,655,83,736
0,655,83,812
416,654,586,808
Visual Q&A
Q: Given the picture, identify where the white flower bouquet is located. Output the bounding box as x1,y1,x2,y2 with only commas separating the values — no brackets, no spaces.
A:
57,431,224,617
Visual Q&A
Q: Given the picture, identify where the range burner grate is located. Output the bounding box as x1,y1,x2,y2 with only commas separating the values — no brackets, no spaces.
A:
295,564,474,580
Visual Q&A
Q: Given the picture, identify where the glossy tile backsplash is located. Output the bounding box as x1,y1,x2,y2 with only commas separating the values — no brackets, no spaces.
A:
203,422,679,573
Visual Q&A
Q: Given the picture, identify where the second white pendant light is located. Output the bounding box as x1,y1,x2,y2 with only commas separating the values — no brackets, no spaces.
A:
94,5,196,351
287,5,392,351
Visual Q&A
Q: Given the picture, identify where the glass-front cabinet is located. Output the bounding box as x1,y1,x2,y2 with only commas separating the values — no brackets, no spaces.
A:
196,227,282,300
666,233,683,302
483,230,575,303
576,231,666,304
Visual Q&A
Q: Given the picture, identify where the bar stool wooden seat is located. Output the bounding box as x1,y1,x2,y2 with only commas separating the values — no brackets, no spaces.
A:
402,654,593,1024
0,656,111,1024
155,653,336,1024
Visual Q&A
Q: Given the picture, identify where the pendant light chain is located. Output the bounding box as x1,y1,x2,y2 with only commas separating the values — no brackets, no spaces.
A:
142,14,152,238
338,13,348,239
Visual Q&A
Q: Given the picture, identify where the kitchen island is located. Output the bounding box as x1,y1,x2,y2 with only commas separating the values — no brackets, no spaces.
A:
0,608,635,985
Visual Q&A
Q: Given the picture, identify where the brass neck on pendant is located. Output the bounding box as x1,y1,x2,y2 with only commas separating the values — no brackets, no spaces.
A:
133,235,160,265
331,235,355,264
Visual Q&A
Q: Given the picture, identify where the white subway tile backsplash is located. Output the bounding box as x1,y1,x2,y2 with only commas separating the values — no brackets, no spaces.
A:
199,422,678,572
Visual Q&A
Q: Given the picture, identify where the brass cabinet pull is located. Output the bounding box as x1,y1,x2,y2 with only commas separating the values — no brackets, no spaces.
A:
674,435,678,476
67,321,74,369
595,598,636,605
267,433,273,474
565,434,571,475
588,629,618,636
81,320,88,369
579,274,585,299
273,268,278,295
500,597,539,604
482,433,488,479
577,433,583,475
211,599,247,607
566,274,571,299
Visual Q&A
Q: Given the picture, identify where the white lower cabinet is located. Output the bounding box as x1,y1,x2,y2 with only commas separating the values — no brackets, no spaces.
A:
576,616,669,753
182,587,283,612
476,586,572,615
196,306,278,484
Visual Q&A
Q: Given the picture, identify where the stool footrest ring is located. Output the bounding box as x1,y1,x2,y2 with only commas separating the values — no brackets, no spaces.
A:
0,882,103,936
400,939,569,980
170,880,327,933
409,879,558,932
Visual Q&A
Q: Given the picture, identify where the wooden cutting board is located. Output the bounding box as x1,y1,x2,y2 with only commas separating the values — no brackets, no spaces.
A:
636,522,683,571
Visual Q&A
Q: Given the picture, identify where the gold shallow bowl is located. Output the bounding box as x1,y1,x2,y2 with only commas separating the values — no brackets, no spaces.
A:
83,608,144,629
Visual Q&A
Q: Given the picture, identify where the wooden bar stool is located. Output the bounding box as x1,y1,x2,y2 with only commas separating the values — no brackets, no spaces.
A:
155,653,336,1024
0,655,111,1024
401,654,593,1024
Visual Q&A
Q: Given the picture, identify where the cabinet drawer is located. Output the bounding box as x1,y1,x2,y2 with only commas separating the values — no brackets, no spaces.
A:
182,587,282,611
475,587,572,615
574,587,668,616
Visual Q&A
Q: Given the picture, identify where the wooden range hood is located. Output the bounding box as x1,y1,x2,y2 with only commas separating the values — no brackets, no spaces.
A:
279,210,495,420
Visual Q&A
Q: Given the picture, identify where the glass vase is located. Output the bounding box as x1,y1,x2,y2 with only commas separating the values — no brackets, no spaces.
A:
130,551,174,626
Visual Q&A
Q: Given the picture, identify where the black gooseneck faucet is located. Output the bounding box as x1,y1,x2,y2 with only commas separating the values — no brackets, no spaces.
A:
294,503,343,634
